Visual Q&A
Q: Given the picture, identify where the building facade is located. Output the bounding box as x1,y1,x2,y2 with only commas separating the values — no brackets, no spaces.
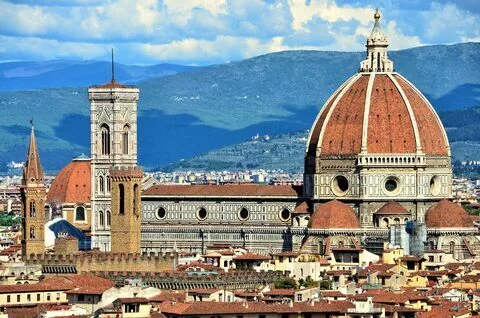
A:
89,79,139,251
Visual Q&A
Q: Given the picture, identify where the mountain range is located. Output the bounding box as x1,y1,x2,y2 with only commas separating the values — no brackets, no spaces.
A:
0,42,479,172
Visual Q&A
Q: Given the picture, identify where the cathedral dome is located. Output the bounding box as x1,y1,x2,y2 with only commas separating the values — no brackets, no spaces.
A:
310,200,360,229
306,73,449,157
306,12,449,159
47,155,91,204
425,200,474,228
375,201,410,215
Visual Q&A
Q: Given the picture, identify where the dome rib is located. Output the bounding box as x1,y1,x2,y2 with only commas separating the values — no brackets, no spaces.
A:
306,74,357,157
387,73,422,153
317,74,362,156
360,73,375,153
395,75,450,155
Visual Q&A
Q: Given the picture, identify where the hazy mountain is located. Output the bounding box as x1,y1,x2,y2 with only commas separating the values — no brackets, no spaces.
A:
0,60,198,91
0,43,479,171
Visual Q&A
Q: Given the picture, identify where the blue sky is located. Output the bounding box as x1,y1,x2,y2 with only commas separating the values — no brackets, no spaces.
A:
0,0,479,65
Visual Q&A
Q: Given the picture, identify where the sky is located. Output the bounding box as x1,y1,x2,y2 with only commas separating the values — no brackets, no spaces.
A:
0,0,479,65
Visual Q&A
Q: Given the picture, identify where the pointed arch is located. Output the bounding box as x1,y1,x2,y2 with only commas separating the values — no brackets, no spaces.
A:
99,210,104,227
29,200,36,218
119,184,125,214
100,124,111,155
106,210,111,227
122,124,130,155
29,226,36,239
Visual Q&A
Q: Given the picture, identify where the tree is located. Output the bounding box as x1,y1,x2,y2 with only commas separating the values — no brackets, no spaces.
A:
274,278,297,289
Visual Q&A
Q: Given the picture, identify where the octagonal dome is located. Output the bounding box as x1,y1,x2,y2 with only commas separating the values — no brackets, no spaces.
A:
47,155,91,204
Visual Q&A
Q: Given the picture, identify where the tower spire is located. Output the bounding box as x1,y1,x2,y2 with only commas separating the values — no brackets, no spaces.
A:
111,48,115,82
360,9,394,73
23,121,44,186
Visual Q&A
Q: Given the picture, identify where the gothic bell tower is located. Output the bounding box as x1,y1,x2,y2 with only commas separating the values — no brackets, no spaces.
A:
110,166,143,254
89,53,140,251
21,125,46,258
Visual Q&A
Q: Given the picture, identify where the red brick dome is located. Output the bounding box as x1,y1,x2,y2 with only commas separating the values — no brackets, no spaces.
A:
375,201,410,215
306,73,449,157
310,200,360,229
47,156,91,204
425,200,474,228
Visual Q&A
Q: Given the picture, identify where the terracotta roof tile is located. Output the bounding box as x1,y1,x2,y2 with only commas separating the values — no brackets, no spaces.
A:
310,200,360,229
47,159,91,204
425,200,474,228
143,184,302,197
375,201,410,215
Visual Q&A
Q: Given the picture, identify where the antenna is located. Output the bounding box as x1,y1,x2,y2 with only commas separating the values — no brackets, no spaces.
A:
29,118,34,130
111,48,115,82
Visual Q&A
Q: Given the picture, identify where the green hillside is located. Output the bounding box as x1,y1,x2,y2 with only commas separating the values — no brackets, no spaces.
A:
0,43,479,170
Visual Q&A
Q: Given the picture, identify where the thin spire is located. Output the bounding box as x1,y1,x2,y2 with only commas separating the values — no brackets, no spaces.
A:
111,48,115,82
23,120,44,185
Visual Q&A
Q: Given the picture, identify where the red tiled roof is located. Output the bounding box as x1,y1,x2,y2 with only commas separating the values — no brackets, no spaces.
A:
92,80,133,89
47,159,91,204
143,184,301,197
375,201,410,215
189,288,219,295
307,73,449,157
425,200,474,228
234,252,270,261
293,201,310,214
310,200,360,229
274,251,300,257
158,300,354,315
263,289,295,296
115,297,149,304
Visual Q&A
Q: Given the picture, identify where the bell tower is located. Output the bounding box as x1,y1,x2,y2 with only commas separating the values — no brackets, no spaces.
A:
21,125,46,258
110,166,143,254
89,52,140,251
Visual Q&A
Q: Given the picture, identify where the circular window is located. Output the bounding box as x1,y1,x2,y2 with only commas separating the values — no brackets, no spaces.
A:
430,176,441,196
383,176,401,196
331,175,349,196
239,208,249,221
385,178,398,192
197,207,208,221
156,207,166,220
280,208,291,222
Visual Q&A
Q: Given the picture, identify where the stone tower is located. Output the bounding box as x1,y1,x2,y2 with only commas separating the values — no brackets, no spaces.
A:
110,166,143,254
21,126,46,258
89,68,139,251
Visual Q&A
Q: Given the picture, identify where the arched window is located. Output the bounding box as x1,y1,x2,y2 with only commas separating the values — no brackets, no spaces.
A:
99,176,104,194
119,184,125,214
122,124,130,155
133,184,139,216
318,240,324,255
338,241,345,248
394,218,400,225
383,218,389,227
106,211,111,227
99,211,104,227
75,206,85,222
106,176,111,193
449,241,455,255
29,201,36,218
100,124,110,155
29,226,35,239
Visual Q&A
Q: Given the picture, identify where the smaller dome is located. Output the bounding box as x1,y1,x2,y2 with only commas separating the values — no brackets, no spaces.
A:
47,157,91,204
310,200,360,229
375,201,410,215
425,200,474,228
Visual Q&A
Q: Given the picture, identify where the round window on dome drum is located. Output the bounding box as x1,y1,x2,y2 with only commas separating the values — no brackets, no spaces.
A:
280,208,291,221
197,207,208,221
385,178,398,192
332,175,349,196
156,207,166,220
239,208,249,221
